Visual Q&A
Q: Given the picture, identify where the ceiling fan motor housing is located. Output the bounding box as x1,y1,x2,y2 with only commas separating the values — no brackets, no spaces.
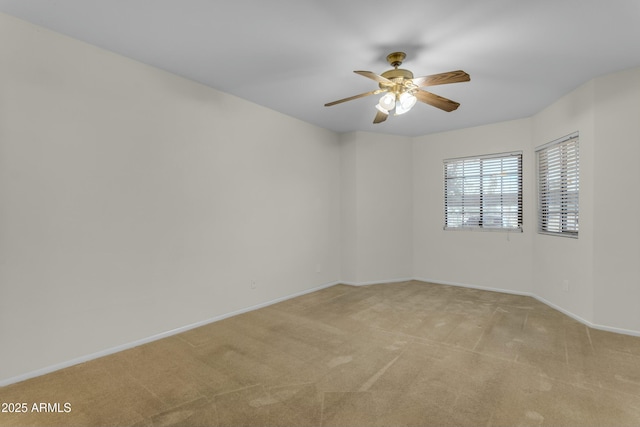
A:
380,52,414,90
379,68,415,93
381,68,414,81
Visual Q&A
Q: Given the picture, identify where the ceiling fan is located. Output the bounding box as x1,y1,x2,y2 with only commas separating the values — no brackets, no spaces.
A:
325,52,470,123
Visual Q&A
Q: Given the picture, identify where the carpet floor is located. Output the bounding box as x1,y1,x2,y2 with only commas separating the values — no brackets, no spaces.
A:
1,280,640,426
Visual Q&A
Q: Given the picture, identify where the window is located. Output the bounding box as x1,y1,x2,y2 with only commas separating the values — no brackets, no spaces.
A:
444,152,523,231
536,132,579,237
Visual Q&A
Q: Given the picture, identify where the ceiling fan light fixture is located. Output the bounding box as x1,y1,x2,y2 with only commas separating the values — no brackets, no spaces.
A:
375,103,389,114
378,93,396,112
394,102,409,115
395,92,417,115
400,91,417,109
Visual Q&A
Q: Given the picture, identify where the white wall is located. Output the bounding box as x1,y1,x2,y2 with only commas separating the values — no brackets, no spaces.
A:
0,13,341,384
592,67,640,332
339,133,358,282
530,80,596,323
413,119,534,294
340,132,413,284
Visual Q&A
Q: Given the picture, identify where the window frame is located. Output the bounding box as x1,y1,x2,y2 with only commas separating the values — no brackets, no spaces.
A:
443,151,523,233
536,132,579,238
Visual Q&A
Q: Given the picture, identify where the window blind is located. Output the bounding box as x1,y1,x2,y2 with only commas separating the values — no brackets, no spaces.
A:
444,152,523,231
536,133,579,237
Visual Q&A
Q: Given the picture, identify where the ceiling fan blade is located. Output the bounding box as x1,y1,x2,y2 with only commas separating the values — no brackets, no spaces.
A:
324,89,386,107
373,110,388,124
411,70,470,87
414,90,460,112
354,70,395,86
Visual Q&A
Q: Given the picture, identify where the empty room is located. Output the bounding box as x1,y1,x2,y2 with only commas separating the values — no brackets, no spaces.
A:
1,1,640,426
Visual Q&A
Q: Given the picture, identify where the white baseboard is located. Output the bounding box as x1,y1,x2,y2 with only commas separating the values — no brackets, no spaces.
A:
0,280,340,387
412,277,534,297
340,277,414,286
413,277,640,338
533,294,640,337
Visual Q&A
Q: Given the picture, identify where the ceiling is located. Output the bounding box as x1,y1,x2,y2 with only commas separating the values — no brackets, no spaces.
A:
1,0,640,137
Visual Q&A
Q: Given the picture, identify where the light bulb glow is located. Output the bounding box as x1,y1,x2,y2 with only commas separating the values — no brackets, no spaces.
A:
378,93,396,111
400,92,417,109
395,92,417,115
395,101,409,115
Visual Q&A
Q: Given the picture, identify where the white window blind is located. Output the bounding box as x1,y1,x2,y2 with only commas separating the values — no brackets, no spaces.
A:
444,152,523,231
536,133,579,237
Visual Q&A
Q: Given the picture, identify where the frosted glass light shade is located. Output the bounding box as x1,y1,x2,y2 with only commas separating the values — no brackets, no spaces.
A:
395,92,417,115
376,104,389,114
378,93,396,111
400,92,417,109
